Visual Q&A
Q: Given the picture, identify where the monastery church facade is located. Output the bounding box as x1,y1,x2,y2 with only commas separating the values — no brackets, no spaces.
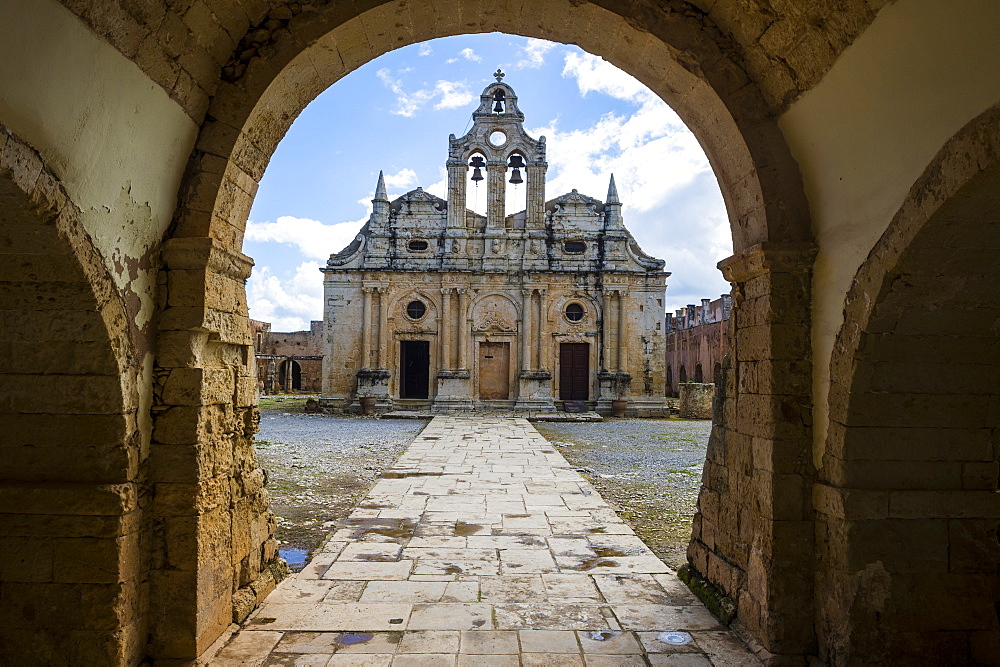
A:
321,74,668,415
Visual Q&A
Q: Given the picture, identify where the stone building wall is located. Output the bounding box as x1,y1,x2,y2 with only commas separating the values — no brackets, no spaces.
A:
251,319,323,393
665,295,731,395
321,80,668,416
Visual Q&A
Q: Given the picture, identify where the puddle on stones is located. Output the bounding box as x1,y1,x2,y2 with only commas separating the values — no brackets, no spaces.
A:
279,547,309,572
338,632,373,645
455,522,484,536
342,518,417,541
563,556,619,571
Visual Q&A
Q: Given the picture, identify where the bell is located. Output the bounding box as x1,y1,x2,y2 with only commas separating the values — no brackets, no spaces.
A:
493,100,503,113
469,155,486,182
492,90,505,113
509,168,523,185
508,154,525,169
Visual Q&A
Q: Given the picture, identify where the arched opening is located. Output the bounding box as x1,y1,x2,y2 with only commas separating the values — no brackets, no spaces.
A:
277,359,302,391
0,127,142,663
694,363,703,383
713,361,722,384
679,365,687,384
665,365,673,395
158,2,816,660
820,105,1000,664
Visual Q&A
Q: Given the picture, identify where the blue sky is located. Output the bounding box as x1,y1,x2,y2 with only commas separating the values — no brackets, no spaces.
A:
245,34,732,331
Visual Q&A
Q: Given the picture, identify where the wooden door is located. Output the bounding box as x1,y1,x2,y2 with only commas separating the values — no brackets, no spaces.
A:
400,340,430,399
559,343,590,400
478,342,510,399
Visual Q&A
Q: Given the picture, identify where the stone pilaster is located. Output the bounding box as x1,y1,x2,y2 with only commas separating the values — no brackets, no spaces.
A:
360,286,373,370
686,242,817,659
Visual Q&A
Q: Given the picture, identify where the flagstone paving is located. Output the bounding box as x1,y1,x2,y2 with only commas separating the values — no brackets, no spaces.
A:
211,416,759,666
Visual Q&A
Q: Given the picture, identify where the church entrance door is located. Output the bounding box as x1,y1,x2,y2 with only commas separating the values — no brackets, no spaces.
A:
559,343,590,400
400,340,430,399
479,342,510,399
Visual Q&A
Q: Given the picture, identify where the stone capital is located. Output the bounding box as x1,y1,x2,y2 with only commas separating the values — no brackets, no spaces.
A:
718,242,817,283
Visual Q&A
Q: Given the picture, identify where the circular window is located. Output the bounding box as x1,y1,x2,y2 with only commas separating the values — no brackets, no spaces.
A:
488,130,507,147
564,241,586,254
406,300,426,320
408,239,429,251
565,303,585,322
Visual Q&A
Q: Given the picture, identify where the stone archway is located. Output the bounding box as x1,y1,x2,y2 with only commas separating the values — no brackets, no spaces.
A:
819,104,1000,664
0,126,144,664
155,1,817,660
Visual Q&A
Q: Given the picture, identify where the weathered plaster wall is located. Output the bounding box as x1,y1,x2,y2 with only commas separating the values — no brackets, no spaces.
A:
0,0,198,435
778,0,1000,464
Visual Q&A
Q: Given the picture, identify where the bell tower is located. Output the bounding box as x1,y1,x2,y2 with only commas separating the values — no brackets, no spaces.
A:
446,70,548,230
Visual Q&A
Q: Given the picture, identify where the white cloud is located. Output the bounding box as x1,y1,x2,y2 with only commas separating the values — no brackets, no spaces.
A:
524,51,732,312
376,69,473,116
516,38,557,69
245,215,367,260
247,261,325,332
434,80,474,110
417,43,432,57
383,168,418,190
459,47,481,62
562,51,650,102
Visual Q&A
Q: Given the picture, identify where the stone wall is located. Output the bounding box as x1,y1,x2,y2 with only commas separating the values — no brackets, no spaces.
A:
679,383,714,419
665,295,730,396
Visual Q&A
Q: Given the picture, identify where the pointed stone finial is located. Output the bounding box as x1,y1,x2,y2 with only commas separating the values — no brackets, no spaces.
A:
373,170,388,202
606,174,620,205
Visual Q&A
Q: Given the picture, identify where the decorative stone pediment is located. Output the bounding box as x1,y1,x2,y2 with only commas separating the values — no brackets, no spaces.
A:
472,294,517,332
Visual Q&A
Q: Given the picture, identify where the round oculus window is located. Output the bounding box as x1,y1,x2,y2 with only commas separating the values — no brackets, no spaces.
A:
488,130,507,147
565,303,585,322
406,300,426,320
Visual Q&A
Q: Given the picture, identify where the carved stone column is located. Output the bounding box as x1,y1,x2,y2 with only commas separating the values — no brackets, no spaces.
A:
457,288,469,370
601,290,613,371
376,287,389,369
537,288,549,371
361,286,373,369
440,287,452,370
617,290,628,372
520,288,533,372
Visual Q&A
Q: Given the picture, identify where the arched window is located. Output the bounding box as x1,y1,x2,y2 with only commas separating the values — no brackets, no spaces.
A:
679,366,687,384
666,366,673,390
694,363,704,383
406,300,426,320
713,362,722,384
565,302,585,322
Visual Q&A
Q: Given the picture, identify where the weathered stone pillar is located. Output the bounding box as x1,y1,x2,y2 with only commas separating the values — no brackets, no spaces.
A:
521,288,533,372
486,158,506,228
440,287,452,370
376,287,389,369
526,163,546,227
446,160,467,229
361,286,373,369
151,237,280,660
685,242,817,659
457,288,469,370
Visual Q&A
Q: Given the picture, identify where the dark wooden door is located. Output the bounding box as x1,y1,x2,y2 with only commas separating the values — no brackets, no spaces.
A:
559,343,589,400
400,341,430,399
478,342,510,399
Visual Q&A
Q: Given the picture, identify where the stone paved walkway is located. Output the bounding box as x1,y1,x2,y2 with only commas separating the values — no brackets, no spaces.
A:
212,417,759,666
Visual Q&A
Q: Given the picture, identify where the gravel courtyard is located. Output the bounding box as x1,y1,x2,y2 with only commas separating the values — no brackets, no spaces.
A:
256,397,710,571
